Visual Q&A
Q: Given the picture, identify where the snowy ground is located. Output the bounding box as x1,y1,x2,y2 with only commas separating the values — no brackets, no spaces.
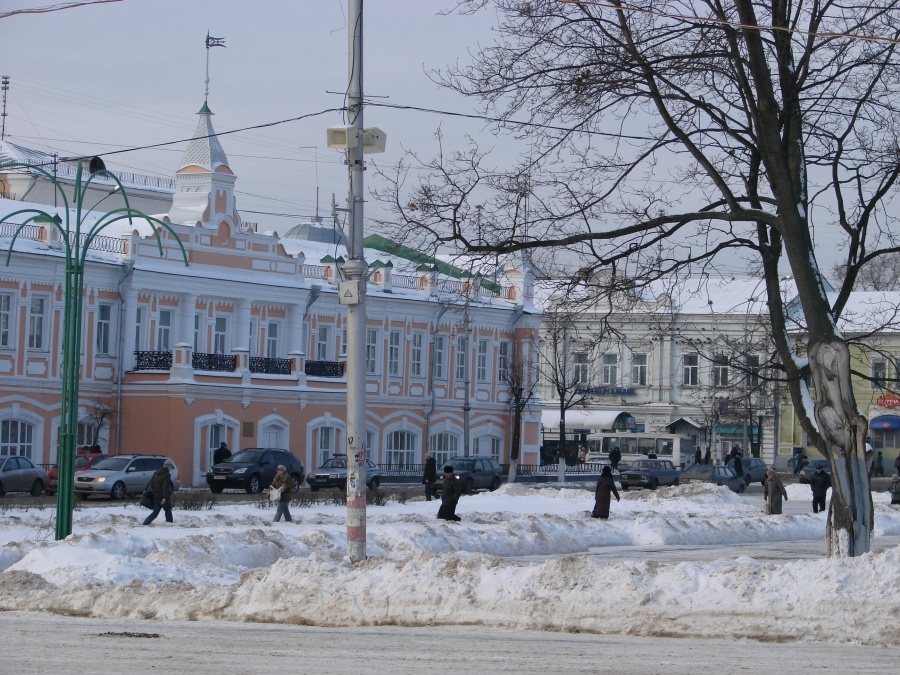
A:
1,483,899,646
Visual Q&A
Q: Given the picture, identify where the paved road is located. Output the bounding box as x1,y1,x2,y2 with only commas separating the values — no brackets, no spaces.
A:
1,611,897,674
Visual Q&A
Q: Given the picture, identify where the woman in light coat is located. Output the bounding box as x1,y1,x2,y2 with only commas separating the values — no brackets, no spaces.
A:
763,468,788,515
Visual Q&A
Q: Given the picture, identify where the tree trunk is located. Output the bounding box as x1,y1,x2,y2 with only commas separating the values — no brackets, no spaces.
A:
508,402,522,484
558,406,566,484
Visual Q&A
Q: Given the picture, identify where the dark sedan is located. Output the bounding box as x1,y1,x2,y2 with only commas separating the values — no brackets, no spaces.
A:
619,459,681,490
206,448,304,494
726,457,769,486
306,455,381,491
435,457,503,494
680,464,746,493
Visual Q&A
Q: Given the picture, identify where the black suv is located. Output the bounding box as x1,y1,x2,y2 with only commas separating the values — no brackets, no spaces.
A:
206,448,305,494
435,456,503,494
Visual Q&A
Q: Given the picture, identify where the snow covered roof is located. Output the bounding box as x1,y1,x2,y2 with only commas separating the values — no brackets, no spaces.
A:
178,103,230,173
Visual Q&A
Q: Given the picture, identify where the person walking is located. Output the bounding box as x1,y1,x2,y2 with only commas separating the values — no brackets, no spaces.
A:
874,452,885,478
809,464,832,514
890,474,900,505
270,465,294,523
894,455,900,475
213,442,231,465
694,446,702,466
763,468,788,515
731,448,745,481
142,462,175,525
591,466,621,519
423,453,438,502
437,466,463,521
608,446,622,470
703,446,711,465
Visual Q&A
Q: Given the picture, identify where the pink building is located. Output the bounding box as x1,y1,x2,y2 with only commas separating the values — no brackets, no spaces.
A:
0,103,542,487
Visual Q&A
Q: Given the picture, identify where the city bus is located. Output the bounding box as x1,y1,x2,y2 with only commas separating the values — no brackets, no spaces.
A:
585,432,696,468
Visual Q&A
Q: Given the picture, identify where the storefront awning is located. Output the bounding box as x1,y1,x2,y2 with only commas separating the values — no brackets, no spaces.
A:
541,409,634,431
715,423,759,436
870,415,900,430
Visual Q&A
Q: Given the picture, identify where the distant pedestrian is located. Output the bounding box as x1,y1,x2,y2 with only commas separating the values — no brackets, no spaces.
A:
894,456,900,474
647,451,658,459
890,474,900,506
270,465,294,522
609,446,622,470
809,464,832,514
874,452,885,478
437,466,463,521
799,455,809,472
764,468,788,515
578,445,587,463
694,447,702,466
592,466,621,519
142,463,174,525
423,453,438,502
704,446,711,465
732,448,744,479
213,442,231,465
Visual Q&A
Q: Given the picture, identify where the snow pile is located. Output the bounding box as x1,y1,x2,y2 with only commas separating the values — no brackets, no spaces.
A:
1,485,899,644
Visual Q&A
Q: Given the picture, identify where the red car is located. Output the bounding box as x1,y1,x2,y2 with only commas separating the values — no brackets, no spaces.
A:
46,454,108,495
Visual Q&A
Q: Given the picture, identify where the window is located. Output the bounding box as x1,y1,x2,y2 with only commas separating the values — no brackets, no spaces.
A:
135,307,145,352
476,339,490,382
429,432,458,467
873,358,888,387
433,335,446,380
77,421,97,447
388,330,401,375
0,293,11,347
28,296,47,350
207,423,226,468
366,328,378,373
683,354,699,386
157,310,172,352
573,352,590,384
713,354,729,387
474,435,501,461
193,313,204,352
601,353,618,385
316,325,331,361
366,430,376,462
385,430,416,466
746,354,760,388
456,337,467,381
411,333,425,377
266,322,280,358
340,330,347,358
498,341,510,383
632,353,648,386
96,303,112,355
261,422,284,447
318,426,335,466
213,316,227,354
1,420,34,458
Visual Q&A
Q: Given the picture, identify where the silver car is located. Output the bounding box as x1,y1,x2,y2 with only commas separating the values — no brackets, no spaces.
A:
74,455,179,500
0,455,47,496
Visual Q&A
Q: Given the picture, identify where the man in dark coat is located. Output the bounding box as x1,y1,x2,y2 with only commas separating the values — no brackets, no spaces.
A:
142,464,174,525
423,453,438,502
608,446,622,470
703,446,711,465
694,447,702,465
809,464,832,514
732,448,744,479
592,466,621,519
213,442,231,465
437,466,463,521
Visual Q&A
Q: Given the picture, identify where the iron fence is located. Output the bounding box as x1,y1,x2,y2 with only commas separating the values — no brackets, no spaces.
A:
133,351,173,370
192,352,237,372
249,356,292,375
304,360,345,377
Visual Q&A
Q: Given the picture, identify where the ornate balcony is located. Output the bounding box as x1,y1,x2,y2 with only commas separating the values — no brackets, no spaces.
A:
249,356,292,375
133,351,173,370
192,352,237,372
305,360,345,378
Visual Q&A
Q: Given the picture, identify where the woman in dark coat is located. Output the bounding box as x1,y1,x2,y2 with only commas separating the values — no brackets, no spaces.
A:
592,466,620,519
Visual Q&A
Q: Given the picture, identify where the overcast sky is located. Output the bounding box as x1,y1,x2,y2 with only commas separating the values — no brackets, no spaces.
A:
0,1,508,233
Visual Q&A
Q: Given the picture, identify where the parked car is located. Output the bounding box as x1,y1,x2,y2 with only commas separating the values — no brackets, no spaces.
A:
435,457,503,494
206,448,304,494
74,455,180,500
0,456,48,496
726,457,769,486
798,459,831,484
680,463,746,493
46,453,108,495
619,459,681,490
306,454,381,491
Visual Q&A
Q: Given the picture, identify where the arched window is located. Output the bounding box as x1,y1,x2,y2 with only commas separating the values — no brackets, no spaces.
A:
1,420,35,459
429,432,458,467
385,430,417,467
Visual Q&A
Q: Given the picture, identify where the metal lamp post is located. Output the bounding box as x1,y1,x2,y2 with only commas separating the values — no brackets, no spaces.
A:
0,157,187,540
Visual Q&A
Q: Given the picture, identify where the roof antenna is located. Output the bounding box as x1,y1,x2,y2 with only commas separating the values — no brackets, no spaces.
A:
1,76,9,141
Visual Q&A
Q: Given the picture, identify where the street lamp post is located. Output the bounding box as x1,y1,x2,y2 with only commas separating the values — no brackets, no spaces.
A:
0,157,187,540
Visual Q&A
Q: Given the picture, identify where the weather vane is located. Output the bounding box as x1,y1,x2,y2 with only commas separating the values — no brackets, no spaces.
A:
204,32,226,104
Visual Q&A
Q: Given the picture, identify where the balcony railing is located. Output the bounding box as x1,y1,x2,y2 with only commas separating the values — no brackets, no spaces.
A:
249,356,292,375
134,351,173,370
305,360,345,378
192,352,236,372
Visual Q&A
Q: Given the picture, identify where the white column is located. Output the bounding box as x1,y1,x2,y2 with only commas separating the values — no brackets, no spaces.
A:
287,304,304,355
235,298,252,351
179,293,196,346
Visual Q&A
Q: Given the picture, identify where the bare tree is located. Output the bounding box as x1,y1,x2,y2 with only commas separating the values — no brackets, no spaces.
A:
833,253,900,292
373,0,900,556
502,334,539,482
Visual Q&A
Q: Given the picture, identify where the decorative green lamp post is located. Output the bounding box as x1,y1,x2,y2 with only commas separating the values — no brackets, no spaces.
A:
0,157,187,539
